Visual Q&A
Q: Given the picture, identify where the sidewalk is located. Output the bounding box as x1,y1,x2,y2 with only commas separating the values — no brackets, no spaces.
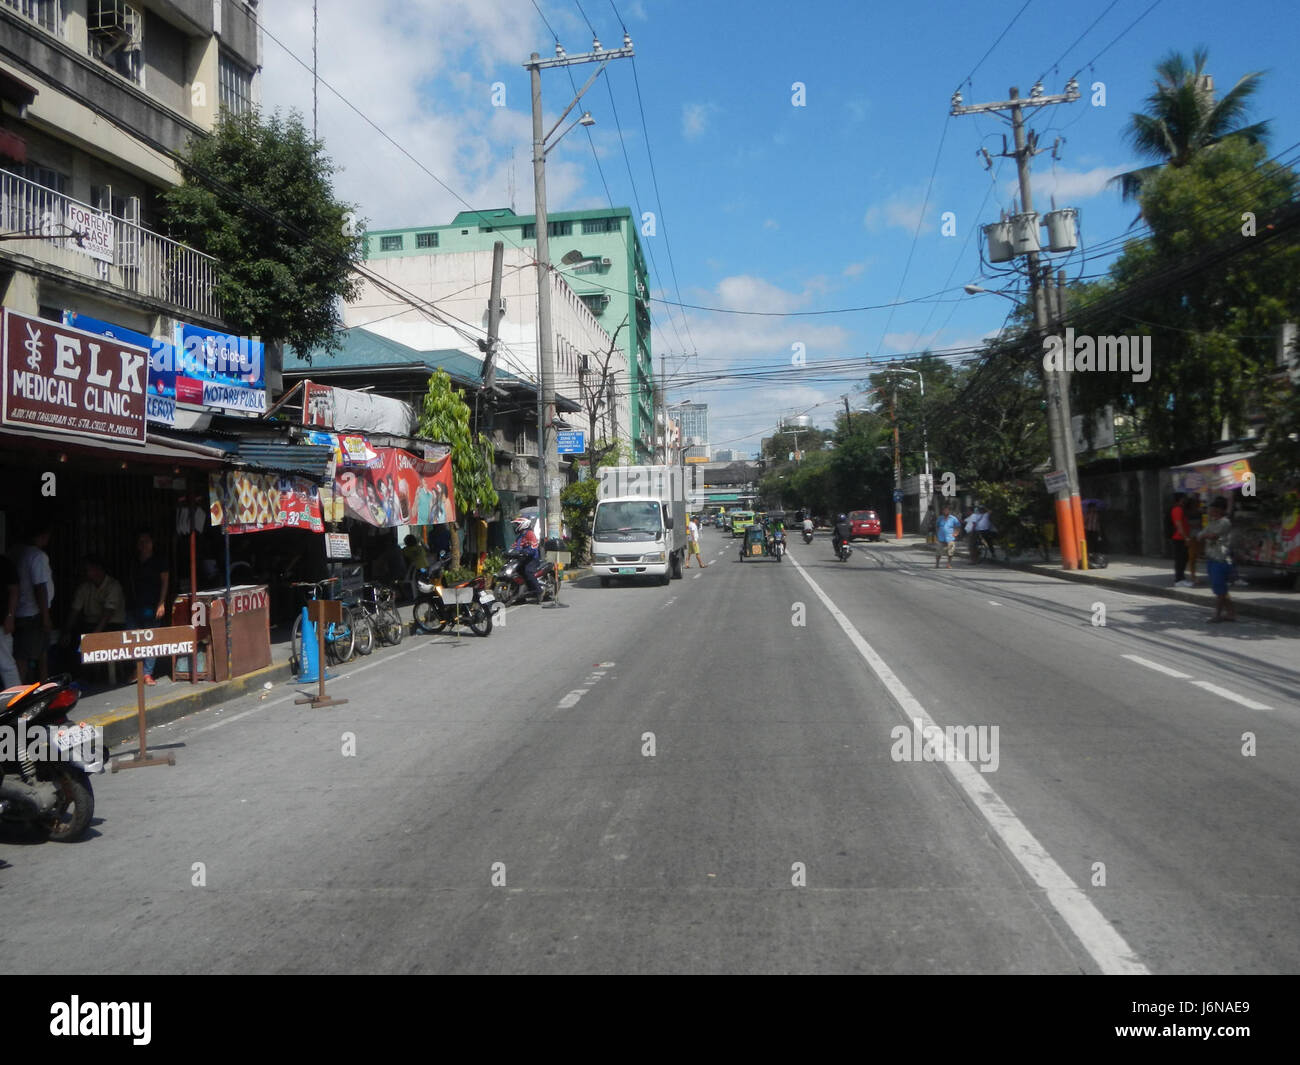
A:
896,533,1300,626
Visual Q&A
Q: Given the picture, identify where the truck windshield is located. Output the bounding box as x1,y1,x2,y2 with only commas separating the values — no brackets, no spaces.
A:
594,500,663,537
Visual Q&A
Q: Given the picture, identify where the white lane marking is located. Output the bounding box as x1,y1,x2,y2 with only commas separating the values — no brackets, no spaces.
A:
557,689,588,708
788,554,1148,976
987,600,1001,606
1188,681,1271,710
693,573,701,579
1121,654,1191,680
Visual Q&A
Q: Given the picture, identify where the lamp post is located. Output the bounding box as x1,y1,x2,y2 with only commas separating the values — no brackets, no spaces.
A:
526,35,634,544
889,364,931,539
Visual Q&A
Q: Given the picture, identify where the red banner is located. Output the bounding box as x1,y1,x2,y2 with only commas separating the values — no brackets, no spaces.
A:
334,447,454,527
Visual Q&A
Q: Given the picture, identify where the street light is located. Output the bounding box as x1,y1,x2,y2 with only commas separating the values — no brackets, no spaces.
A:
526,39,633,546
888,364,932,540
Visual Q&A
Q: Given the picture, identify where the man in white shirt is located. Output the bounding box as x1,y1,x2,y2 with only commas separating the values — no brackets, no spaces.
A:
685,516,707,569
13,524,54,683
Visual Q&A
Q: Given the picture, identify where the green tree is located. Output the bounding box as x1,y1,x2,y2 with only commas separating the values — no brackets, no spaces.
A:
417,370,499,570
164,109,362,357
1111,47,1270,208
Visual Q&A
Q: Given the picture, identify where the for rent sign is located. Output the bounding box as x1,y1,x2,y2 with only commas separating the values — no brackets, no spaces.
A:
2,309,147,444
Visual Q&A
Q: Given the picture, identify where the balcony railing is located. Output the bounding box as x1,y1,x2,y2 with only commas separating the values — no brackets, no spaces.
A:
0,169,220,320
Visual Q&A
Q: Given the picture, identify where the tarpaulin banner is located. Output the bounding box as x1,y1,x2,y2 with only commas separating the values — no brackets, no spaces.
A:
64,312,177,426
306,429,381,469
208,471,324,534
174,323,266,414
334,446,454,527
1170,455,1253,493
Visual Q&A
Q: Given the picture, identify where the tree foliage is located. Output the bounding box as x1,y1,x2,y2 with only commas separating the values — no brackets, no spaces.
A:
417,370,499,569
164,109,362,357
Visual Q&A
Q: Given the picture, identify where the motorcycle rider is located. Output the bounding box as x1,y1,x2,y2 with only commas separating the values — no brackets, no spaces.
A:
511,515,545,603
831,513,853,557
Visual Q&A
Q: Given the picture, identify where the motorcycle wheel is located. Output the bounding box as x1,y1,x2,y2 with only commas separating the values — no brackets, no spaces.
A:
542,572,559,602
35,767,94,842
467,602,494,636
494,579,519,607
412,596,447,634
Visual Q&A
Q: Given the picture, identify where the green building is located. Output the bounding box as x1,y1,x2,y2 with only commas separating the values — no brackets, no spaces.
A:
365,206,655,462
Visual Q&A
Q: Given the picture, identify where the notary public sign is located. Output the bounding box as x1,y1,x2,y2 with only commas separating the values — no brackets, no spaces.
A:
81,625,196,664
2,308,148,444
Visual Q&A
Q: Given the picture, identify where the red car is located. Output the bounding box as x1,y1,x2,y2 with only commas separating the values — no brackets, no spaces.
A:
849,509,882,541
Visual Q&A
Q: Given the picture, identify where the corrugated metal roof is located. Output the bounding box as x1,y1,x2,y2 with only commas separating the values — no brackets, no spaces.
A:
235,441,334,480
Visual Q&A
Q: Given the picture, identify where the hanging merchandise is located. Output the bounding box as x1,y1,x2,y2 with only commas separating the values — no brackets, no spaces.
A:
209,471,324,534
176,495,208,536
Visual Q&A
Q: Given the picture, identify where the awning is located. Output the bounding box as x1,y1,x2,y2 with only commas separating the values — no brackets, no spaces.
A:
1170,451,1256,493
0,69,38,109
0,425,228,469
0,127,25,163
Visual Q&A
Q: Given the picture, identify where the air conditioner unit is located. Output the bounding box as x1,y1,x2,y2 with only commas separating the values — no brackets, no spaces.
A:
598,294,610,309
600,257,612,267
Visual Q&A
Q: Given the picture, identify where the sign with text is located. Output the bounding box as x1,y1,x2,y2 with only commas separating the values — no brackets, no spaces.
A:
2,308,147,444
174,322,266,415
64,202,115,263
64,312,177,427
81,625,196,663
556,430,585,454
1043,470,1069,493
335,446,455,527
325,533,353,560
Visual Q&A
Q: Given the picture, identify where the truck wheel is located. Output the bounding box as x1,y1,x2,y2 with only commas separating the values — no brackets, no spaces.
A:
600,577,611,588
658,573,670,586
671,551,683,579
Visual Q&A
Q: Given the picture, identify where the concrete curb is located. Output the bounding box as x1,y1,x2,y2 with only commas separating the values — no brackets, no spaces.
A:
86,659,296,750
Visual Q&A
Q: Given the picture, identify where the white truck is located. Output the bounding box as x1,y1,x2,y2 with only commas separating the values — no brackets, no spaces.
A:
592,465,689,586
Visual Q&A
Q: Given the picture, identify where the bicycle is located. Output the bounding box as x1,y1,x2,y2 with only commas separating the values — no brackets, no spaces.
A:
355,582,404,646
288,578,371,672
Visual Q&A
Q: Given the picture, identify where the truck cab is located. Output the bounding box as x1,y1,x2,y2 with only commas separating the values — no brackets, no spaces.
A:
591,465,689,586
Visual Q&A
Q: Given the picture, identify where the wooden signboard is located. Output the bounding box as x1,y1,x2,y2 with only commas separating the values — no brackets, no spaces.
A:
82,625,195,770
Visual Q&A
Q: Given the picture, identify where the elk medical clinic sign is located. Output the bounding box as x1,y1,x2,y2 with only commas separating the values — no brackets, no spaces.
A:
2,308,147,444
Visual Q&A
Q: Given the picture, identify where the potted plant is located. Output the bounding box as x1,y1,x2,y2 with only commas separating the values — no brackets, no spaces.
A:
439,566,477,604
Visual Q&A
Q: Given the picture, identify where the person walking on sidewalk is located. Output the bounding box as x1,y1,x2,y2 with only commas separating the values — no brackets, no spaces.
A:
1197,497,1237,623
685,516,707,569
935,505,961,568
1183,495,1203,586
128,530,170,685
1170,493,1192,587
12,522,54,684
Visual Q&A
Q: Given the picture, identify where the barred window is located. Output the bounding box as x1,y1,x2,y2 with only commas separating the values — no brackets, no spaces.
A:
2,0,60,33
522,221,572,239
380,235,403,251
88,0,142,84
219,51,254,115
581,217,615,234
416,232,439,248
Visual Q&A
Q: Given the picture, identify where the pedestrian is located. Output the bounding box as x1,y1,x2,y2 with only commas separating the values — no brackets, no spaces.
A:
63,554,127,647
1183,495,1203,586
12,522,55,684
1170,492,1192,587
964,508,980,563
0,549,20,688
1197,496,1236,623
127,529,170,685
935,504,961,568
686,515,707,568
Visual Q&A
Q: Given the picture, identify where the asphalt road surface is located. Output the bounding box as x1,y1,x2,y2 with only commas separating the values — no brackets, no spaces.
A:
4,529,1297,974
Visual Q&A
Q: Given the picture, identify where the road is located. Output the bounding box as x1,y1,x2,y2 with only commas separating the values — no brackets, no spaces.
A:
4,528,1297,974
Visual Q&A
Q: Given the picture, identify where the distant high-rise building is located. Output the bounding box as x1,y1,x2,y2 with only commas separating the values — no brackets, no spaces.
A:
713,448,738,462
669,401,708,461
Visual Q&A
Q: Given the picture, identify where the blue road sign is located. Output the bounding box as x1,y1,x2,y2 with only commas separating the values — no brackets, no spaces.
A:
557,430,585,454
893,489,904,503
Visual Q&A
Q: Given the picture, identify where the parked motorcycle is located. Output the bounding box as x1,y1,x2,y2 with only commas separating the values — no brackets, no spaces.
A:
0,676,103,841
411,566,496,636
493,549,559,606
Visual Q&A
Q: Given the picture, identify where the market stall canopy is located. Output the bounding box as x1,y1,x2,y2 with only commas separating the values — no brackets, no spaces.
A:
0,424,228,468
1170,452,1256,494
269,379,416,436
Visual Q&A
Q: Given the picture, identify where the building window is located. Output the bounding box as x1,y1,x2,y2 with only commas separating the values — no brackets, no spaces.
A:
416,232,439,248
219,51,254,115
522,221,573,239
88,0,143,84
380,235,403,251
582,217,615,235
2,0,61,33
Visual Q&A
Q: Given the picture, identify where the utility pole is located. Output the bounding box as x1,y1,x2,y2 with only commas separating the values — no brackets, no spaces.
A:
843,395,852,430
952,80,1083,569
891,386,902,540
526,33,634,544
477,240,505,439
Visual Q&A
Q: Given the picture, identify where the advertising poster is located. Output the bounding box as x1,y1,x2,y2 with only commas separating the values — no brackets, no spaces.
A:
2,308,147,444
64,312,176,426
209,471,324,535
334,446,454,528
174,323,266,414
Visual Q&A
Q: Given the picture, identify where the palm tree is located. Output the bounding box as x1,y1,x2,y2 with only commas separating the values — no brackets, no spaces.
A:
1111,47,1270,207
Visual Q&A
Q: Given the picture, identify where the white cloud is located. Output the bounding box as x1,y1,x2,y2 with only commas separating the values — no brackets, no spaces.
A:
682,102,719,141
763,218,780,230
863,191,936,235
1011,164,1131,204
842,260,868,277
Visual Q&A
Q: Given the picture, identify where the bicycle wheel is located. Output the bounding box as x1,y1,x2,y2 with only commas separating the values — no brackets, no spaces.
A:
327,612,356,662
379,606,404,645
353,612,375,656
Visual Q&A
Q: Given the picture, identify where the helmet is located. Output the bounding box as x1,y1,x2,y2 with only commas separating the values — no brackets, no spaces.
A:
838,514,847,523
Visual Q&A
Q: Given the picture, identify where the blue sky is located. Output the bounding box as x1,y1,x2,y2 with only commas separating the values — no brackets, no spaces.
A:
261,0,1300,456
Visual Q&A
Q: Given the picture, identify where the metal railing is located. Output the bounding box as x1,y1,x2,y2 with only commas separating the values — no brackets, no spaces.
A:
0,169,221,320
